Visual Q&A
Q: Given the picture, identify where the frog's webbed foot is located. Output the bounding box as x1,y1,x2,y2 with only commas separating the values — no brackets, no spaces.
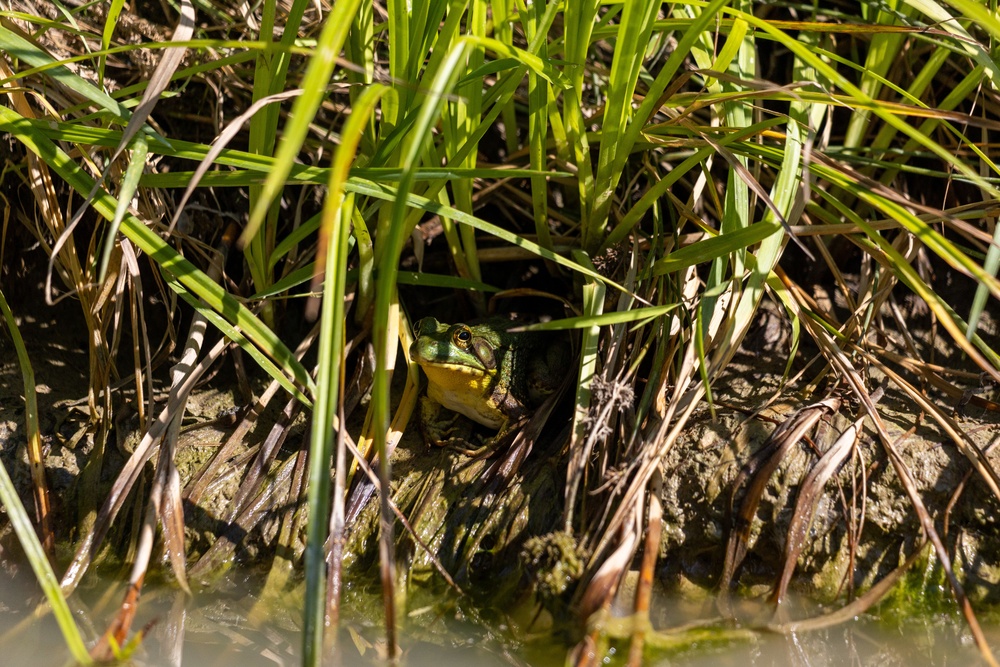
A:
444,440,492,457
440,422,510,457
448,418,529,458
419,397,476,447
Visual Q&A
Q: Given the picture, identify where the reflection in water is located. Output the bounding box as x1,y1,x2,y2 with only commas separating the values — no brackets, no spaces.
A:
0,568,990,666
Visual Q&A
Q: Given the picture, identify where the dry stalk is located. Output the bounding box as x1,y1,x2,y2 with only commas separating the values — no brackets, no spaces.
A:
627,467,663,667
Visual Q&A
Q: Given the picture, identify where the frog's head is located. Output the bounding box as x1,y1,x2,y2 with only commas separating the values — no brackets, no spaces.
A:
410,317,508,376
409,317,513,428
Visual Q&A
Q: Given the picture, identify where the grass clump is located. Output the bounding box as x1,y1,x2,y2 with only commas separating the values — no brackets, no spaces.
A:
0,0,999,664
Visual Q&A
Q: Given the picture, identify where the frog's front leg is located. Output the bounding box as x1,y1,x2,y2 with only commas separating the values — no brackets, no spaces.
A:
418,397,516,456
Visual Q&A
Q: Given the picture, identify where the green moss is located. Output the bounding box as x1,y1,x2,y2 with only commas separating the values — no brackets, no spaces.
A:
521,530,588,603
874,552,962,623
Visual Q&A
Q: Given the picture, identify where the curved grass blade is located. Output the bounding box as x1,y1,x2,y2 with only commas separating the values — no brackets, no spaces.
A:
653,222,781,277
97,133,147,282
729,6,1000,196
112,0,192,154
603,116,788,252
0,104,316,398
0,24,138,124
59,0,193,281
168,88,305,235
163,274,310,404
464,34,570,88
369,40,475,659
344,176,631,295
519,303,678,331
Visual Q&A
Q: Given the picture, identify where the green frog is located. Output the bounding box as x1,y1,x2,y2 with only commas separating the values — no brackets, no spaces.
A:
409,317,568,448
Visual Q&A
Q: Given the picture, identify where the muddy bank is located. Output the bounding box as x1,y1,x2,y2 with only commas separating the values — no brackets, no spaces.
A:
1,295,999,618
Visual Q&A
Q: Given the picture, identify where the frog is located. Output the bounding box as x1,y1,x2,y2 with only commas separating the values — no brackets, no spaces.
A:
409,316,568,449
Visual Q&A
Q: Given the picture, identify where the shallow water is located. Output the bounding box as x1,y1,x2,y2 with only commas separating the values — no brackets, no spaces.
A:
661,618,984,667
0,566,994,667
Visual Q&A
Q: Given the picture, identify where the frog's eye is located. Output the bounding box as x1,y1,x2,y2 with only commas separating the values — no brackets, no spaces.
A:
453,327,473,347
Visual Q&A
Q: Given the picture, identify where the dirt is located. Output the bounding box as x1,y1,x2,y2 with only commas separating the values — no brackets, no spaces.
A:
654,297,1000,608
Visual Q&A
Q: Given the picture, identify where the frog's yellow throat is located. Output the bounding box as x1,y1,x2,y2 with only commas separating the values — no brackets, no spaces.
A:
419,362,491,397
419,362,504,428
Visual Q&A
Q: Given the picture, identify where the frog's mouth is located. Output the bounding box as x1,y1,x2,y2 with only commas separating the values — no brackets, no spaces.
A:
421,356,495,387
419,361,491,389
410,342,486,372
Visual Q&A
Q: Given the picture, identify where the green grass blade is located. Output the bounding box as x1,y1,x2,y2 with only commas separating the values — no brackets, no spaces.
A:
464,35,570,88
605,117,788,251
561,0,598,247
704,5,755,321
163,275,311,405
653,222,781,277
303,83,388,662
624,0,730,166
564,250,604,531
520,303,679,331
0,24,133,123
0,293,91,665
343,175,630,293
99,0,126,86
968,229,1000,342
302,187,352,662
243,0,363,246
843,3,913,149
0,460,91,663
386,0,411,124
369,42,472,655
97,133,147,282
491,0,520,153
588,0,660,250
729,6,1000,198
